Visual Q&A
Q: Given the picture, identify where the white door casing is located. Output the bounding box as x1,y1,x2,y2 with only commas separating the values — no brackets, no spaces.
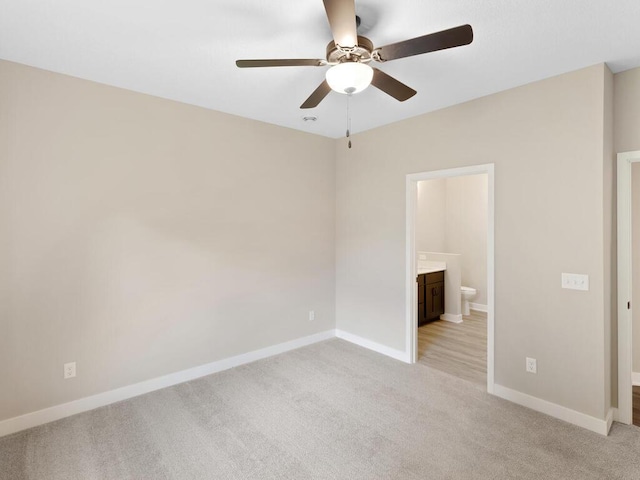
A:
616,151,640,425
405,164,495,394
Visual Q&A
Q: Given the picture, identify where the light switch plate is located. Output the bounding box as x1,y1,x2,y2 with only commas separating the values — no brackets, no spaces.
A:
561,273,589,291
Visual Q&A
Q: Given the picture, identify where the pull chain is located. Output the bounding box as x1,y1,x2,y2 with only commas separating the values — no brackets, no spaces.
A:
346,93,352,149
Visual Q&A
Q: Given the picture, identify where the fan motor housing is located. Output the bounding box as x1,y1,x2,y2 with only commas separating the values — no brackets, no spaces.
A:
326,36,374,64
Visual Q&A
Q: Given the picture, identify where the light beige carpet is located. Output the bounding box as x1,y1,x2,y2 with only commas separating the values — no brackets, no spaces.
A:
1,338,640,479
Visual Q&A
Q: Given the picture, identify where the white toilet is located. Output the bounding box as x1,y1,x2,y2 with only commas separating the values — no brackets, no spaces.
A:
460,286,477,316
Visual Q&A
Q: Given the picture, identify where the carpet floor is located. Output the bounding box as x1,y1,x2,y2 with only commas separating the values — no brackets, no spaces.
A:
1,339,640,479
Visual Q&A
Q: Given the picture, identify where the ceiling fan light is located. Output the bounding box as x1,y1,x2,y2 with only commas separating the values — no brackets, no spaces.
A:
325,62,373,95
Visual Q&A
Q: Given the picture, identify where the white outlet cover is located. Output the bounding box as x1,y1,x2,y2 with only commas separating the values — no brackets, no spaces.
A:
64,362,76,379
308,310,315,321
526,357,537,374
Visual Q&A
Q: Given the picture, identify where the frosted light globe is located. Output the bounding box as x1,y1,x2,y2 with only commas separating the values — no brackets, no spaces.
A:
325,62,373,95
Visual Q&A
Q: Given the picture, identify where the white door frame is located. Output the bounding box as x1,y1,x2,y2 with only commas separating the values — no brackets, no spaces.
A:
405,163,495,394
616,150,640,425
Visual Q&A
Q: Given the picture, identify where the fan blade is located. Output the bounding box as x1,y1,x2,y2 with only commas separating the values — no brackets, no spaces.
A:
371,68,417,102
322,0,358,48
236,59,325,68
375,24,473,62
300,80,332,109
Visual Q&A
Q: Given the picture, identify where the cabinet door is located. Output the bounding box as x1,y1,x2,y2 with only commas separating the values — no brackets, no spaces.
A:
432,282,444,318
417,275,426,325
426,282,445,321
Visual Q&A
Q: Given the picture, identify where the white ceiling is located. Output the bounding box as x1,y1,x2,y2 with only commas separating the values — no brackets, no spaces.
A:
1,0,639,138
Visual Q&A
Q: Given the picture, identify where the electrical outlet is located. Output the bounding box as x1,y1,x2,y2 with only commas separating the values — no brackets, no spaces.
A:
418,254,427,260
64,362,76,379
308,310,315,321
526,357,537,374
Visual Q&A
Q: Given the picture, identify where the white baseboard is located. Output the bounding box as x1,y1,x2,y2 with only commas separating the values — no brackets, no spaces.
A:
0,329,336,439
492,384,610,436
470,303,488,313
0,327,614,440
440,313,463,323
613,406,621,423
335,330,410,363
632,372,640,386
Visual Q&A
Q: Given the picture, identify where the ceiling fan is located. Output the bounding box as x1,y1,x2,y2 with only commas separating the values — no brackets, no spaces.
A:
236,0,473,109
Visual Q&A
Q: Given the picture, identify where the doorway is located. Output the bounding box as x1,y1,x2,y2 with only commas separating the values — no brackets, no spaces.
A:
616,150,640,425
405,164,495,393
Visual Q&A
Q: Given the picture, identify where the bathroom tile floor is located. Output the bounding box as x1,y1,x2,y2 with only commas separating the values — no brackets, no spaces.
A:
417,310,487,386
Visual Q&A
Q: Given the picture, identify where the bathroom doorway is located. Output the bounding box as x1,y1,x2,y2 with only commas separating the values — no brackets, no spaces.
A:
616,150,640,426
405,164,495,393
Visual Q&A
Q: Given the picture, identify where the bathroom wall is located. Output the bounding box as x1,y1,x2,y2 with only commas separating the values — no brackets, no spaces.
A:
416,179,446,253
445,175,488,306
416,175,488,306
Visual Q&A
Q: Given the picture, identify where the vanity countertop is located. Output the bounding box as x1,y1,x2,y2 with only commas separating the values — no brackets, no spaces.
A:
417,261,446,275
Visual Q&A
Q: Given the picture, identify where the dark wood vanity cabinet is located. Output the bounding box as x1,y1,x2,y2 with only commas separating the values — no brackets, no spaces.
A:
417,274,426,324
417,271,445,325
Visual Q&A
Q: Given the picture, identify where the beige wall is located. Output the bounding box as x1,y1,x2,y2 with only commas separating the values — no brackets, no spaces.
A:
417,176,488,305
602,65,614,413
0,60,336,422
416,179,446,253
336,64,613,419
614,67,640,153
444,175,488,306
